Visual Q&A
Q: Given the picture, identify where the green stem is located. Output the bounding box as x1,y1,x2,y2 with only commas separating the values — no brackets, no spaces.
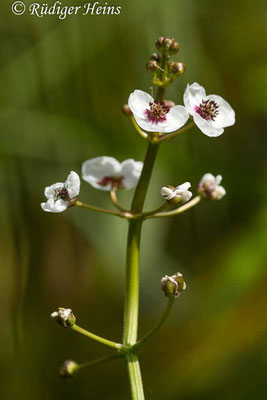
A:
133,298,174,351
123,83,166,399
71,324,127,352
78,354,123,371
131,143,159,214
125,352,145,400
146,196,201,219
75,200,130,219
156,120,195,143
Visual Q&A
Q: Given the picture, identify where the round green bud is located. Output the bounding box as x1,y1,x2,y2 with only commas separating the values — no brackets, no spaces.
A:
150,52,162,62
161,272,186,298
146,60,159,72
168,61,186,76
59,360,79,378
156,37,179,55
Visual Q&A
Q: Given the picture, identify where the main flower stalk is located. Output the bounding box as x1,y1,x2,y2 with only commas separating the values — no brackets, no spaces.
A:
123,85,165,398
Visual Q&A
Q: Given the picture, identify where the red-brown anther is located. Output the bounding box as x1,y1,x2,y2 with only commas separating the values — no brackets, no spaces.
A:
145,101,170,124
55,187,70,201
195,100,219,121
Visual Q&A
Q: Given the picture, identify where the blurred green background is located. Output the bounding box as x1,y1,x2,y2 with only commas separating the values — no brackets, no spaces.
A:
0,0,266,399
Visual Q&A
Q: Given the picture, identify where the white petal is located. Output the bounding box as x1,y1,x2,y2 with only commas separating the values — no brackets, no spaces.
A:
201,173,216,184
215,175,222,185
183,82,206,114
44,183,63,200
162,106,189,133
161,186,176,200
133,115,162,132
121,159,143,189
176,182,191,192
128,90,154,119
194,113,224,137
82,156,121,191
212,185,226,200
65,171,80,199
180,191,193,202
41,198,68,213
133,105,189,133
206,95,235,128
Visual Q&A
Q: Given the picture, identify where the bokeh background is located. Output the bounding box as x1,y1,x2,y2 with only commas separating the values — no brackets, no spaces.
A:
0,0,266,399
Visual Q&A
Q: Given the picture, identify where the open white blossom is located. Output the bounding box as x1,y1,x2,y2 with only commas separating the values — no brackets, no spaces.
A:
198,173,226,200
128,90,189,133
161,182,192,205
41,171,80,213
184,82,235,137
82,156,143,191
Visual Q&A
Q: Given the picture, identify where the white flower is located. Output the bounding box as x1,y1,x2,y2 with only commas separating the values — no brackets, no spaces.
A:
198,173,226,200
128,90,189,133
82,156,143,191
41,171,80,213
51,308,76,328
183,82,235,137
161,182,192,205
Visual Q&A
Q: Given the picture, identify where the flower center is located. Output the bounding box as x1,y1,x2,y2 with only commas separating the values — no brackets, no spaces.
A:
195,99,219,121
145,101,170,124
97,176,124,189
55,187,70,201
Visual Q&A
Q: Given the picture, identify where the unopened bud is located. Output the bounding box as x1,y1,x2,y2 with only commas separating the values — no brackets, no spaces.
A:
150,52,162,62
59,360,79,378
122,104,133,116
168,61,186,76
198,173,226,200
161,272,186,298
146,60,159,72
156,37,179,55
51,308,76,328
162,100,175,109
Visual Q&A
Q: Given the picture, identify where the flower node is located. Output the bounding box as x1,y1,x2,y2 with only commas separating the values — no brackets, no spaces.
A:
145,101,170,124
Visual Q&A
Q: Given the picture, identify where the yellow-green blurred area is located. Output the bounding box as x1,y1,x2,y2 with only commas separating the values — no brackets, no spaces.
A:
0,0,266,398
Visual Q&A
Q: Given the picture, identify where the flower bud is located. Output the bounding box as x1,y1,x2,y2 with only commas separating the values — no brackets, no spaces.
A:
198,173,226,200
155,37,179,55
146,60,159,72
161,182,192,206
59,360,79,378
122,104,133,116
150,52,162,62
51,308,76,328
168,61,186,76
161,272,186,298
162,100,175,109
